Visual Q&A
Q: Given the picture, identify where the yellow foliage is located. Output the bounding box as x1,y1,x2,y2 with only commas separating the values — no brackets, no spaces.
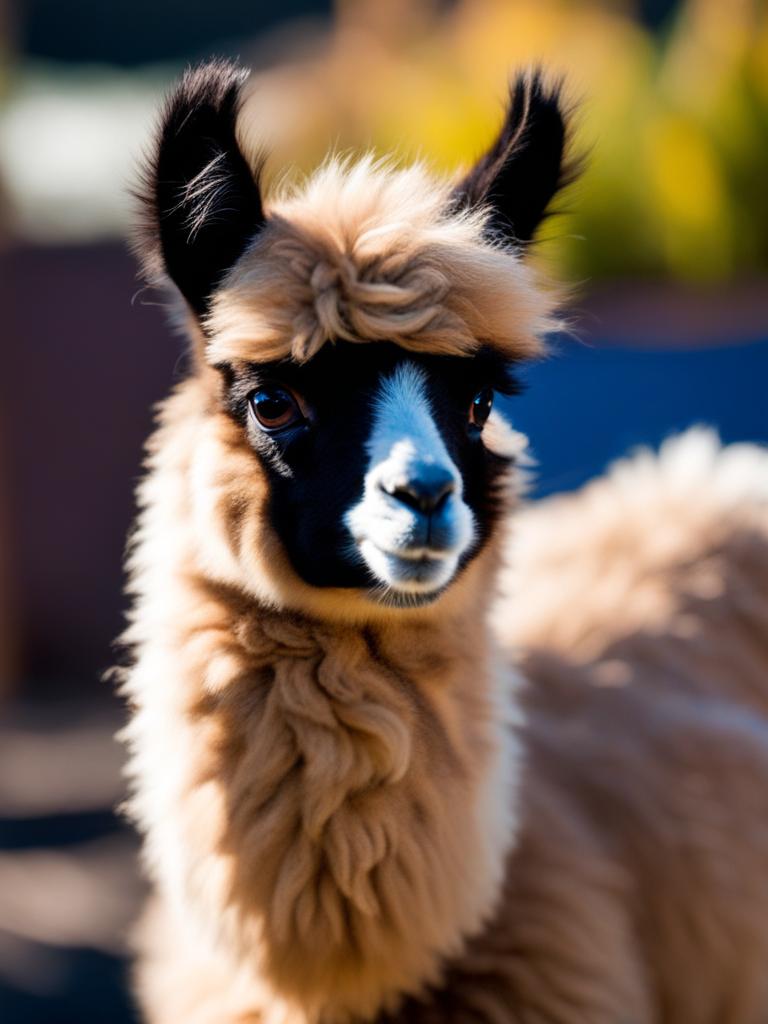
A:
248,0,768,281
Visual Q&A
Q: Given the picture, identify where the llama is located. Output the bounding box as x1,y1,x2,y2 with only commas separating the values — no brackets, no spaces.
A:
121,60,768,1024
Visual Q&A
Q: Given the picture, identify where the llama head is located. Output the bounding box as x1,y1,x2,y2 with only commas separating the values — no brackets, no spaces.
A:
137,60,573,615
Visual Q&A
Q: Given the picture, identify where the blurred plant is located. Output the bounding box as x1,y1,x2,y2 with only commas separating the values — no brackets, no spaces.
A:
1,0,765,280
247,0,768,283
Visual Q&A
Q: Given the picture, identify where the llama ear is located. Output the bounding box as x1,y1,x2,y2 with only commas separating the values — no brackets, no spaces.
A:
450,70,574,247
137,60,266,317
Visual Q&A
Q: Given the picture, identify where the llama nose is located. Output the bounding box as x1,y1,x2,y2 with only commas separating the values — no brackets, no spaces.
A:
381,463,457,515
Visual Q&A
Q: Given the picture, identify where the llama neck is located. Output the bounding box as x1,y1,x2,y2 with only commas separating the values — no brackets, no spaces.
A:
156,584,518,1023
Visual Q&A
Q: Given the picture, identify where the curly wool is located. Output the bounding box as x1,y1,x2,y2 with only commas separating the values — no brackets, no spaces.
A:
204,157,560,366
120,378,518,1024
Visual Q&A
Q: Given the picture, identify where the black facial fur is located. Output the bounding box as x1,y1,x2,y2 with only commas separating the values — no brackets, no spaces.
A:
450,69,575,246
136,59,265,316
220,344,521,592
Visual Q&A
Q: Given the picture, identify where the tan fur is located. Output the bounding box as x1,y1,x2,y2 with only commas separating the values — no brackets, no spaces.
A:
495,429,768,710
122,362,521,1023
123,146,768,1022
205,158,558,366
384,431,768,1023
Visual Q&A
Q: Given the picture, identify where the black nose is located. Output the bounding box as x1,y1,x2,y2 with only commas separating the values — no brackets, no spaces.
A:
382,464,456,515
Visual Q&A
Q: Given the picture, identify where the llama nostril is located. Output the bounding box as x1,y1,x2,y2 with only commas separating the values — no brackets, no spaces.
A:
381,465,457,516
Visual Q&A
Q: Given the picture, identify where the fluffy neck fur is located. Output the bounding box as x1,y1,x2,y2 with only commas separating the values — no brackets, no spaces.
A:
121,375,521,1023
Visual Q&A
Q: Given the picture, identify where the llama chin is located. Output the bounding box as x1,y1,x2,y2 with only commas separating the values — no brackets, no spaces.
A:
121,58,768,1024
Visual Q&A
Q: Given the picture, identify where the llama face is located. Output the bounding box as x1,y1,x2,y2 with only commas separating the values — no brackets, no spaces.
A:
220,341,518,603
136,61,572,609
347,361,474,598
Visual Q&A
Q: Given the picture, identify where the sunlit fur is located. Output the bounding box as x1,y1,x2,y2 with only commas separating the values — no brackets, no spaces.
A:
497,428,768,686
204,156,559,367
388,429,768,1024
121,370,520,1021
122,101,539,1019
122,60,768,1024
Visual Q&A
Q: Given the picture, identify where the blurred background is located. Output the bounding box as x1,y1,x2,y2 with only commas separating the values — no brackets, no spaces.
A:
0,0,766,1020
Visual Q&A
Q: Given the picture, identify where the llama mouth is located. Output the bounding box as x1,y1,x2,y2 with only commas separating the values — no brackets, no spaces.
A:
357,538,460,598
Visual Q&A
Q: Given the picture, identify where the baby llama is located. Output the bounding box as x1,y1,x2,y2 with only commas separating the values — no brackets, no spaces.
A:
121,60,768,1024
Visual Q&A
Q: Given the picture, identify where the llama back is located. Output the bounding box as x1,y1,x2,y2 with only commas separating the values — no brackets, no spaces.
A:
379,430,768,1023
493,428,768,717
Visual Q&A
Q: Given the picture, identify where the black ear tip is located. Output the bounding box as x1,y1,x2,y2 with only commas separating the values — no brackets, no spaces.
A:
178,58,250,106
160,58,251,139
512,67,584,188
505,66,569,142
450,65,578,247
511,66,565,103
135,56,265,318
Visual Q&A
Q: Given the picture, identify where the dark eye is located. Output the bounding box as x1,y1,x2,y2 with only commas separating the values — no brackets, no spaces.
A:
469,387,493,429
249,385,305,432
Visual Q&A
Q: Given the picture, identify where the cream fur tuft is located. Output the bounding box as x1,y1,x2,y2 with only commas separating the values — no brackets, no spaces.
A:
205,157,560,366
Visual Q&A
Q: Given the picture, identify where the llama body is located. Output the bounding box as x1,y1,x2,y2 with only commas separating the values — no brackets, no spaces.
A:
122,61,768,1023
123,380,516,1019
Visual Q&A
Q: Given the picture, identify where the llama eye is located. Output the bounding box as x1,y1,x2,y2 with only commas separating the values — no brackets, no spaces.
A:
249,386,305,432
469,388,493,429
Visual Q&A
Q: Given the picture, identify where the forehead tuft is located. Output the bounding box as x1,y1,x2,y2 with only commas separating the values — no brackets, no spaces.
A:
205,156,559,366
